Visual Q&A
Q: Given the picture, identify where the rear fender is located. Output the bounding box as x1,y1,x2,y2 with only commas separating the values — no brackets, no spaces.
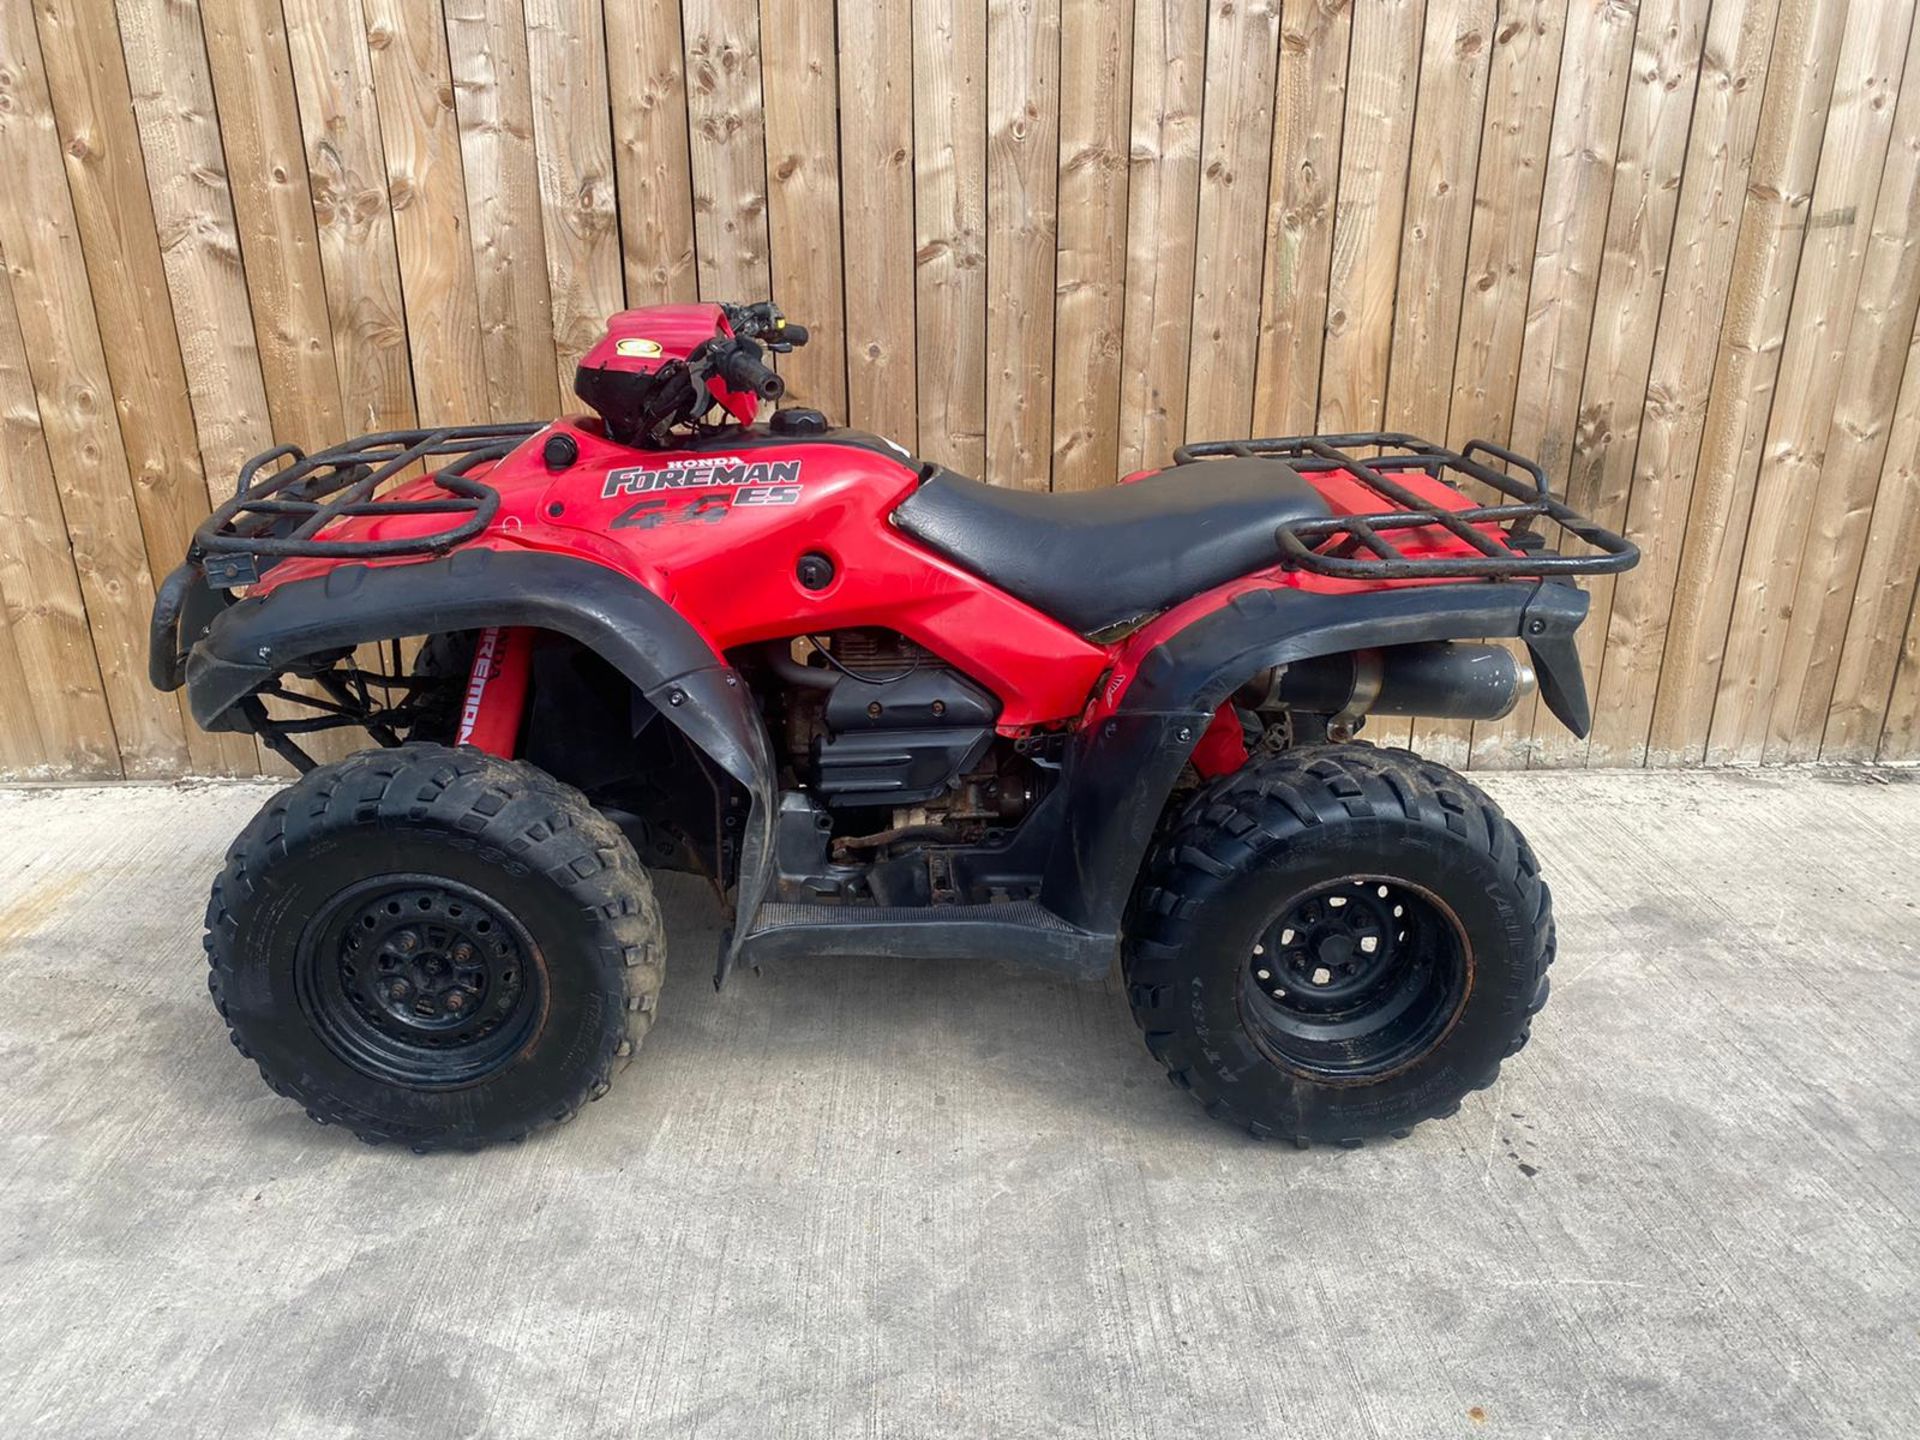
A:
181,549,778,969
1041,580,1589,936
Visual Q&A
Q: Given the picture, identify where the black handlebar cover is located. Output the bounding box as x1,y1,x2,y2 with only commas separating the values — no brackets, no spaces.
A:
715,340,785,400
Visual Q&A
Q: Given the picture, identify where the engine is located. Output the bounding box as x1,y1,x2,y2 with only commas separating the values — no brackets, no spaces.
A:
771,630,1041,853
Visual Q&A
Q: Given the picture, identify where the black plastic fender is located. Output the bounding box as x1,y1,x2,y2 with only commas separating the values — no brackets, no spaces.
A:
1040,579,1590,937
179,548,778,969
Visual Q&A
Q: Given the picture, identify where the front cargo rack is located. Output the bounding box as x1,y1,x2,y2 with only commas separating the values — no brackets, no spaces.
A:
1173,432,1638,580
191,422,544,589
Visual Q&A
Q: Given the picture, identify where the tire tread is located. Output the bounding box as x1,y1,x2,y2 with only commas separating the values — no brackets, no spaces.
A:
1123,742,1555,1147
205,743,665,1153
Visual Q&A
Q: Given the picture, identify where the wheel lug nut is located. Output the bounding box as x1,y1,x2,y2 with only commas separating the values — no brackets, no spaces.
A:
451,943,475,965
394,931,419,953
446,990,466,1011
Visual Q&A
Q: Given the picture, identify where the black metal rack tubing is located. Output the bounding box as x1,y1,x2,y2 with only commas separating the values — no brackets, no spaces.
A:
1171,431,1638,580
196,422,543,562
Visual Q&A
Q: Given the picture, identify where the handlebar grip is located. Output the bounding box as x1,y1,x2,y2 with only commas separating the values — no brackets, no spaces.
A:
717,344,786,401
779,322,809,347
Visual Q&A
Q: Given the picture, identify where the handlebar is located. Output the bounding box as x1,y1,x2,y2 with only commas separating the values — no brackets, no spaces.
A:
720,301,809,353
713,340,785,401
629,302,806,443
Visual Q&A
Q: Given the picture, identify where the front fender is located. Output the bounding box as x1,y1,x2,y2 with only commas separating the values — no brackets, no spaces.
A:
1041,579,1590,936
181,548,778,971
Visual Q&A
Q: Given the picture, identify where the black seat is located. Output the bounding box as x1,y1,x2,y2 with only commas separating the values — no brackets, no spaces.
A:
893,459,1330,633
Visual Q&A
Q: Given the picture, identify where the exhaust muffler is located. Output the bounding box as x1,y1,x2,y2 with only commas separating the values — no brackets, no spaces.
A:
1237,642,1537,724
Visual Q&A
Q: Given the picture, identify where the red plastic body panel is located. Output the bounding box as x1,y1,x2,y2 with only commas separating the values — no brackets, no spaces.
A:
260,422,1110,730
576,302,759,424
255,306,1535,735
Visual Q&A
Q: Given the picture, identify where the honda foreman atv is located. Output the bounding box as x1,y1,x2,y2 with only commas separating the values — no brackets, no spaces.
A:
150,299,1636,1152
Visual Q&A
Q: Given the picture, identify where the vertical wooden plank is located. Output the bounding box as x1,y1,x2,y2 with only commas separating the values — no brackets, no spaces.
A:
1250,0,1349,440
1441,0,1571,768
0,250,118,776
522,0,623,397
1313,0,1421,750
31,0,257,775
445,0,562,419
1773,15,1920,760
1584,0,1782,767
1501,0,1638,482
203,0,370,770
1050,0,1132,488
282,0,418,436
1877,569,1920,759
1384,0,1495,441
0,0,189,777
362,0,491,428
118,0,284,774
1774,16,1920,760
985,0,1060,490
118,0,274,504
604,0,699,308
1824,313,1920,759
1183,0,1281,445
759,0,845,413
683,0,773,303
1385,0,1497,767
0,228,53,776
1521,0,1713,770
0,598,39,773
1116,0,1206,473
1465,0,1636,767
200,0,348,448
914,0,988,476
1317,0,1424,436
1646,0,1846,764
838,0,916,438
1702,0,1908,762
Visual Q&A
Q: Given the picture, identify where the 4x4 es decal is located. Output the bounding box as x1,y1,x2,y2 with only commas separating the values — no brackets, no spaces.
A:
602,456,802,498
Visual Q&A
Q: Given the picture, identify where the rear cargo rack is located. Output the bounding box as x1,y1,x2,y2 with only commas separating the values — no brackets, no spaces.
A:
1173,432,1638,580
192,422,543,589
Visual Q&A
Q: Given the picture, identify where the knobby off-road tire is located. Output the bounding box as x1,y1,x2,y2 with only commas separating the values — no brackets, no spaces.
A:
1125,744,1554,1146
206,743,664,1152
403,631,478,745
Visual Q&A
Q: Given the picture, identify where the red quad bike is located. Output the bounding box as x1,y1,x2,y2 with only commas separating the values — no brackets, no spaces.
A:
151,300,1637,1152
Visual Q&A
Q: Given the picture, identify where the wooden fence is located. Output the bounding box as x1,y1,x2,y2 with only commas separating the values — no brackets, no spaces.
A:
1,0,1917,779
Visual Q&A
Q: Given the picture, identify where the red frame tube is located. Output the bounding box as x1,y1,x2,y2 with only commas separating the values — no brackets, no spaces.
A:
456,626,534,756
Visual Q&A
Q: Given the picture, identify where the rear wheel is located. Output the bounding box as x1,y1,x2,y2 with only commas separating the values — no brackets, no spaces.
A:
206,743,664,1151
1124,744,1553,1145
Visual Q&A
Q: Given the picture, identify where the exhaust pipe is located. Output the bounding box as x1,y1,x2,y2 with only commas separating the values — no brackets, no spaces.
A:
1237,642,1537,724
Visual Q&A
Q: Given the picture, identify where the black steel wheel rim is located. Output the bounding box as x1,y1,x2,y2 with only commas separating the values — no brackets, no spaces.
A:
1239,875,1470,1078
295,875,544,1088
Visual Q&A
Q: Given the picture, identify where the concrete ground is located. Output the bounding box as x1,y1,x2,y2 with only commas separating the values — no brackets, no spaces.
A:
0,769,1915,1439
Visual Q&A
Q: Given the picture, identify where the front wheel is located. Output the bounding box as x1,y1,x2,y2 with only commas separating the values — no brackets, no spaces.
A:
205,743,664,1151
1124,745,1554,1146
